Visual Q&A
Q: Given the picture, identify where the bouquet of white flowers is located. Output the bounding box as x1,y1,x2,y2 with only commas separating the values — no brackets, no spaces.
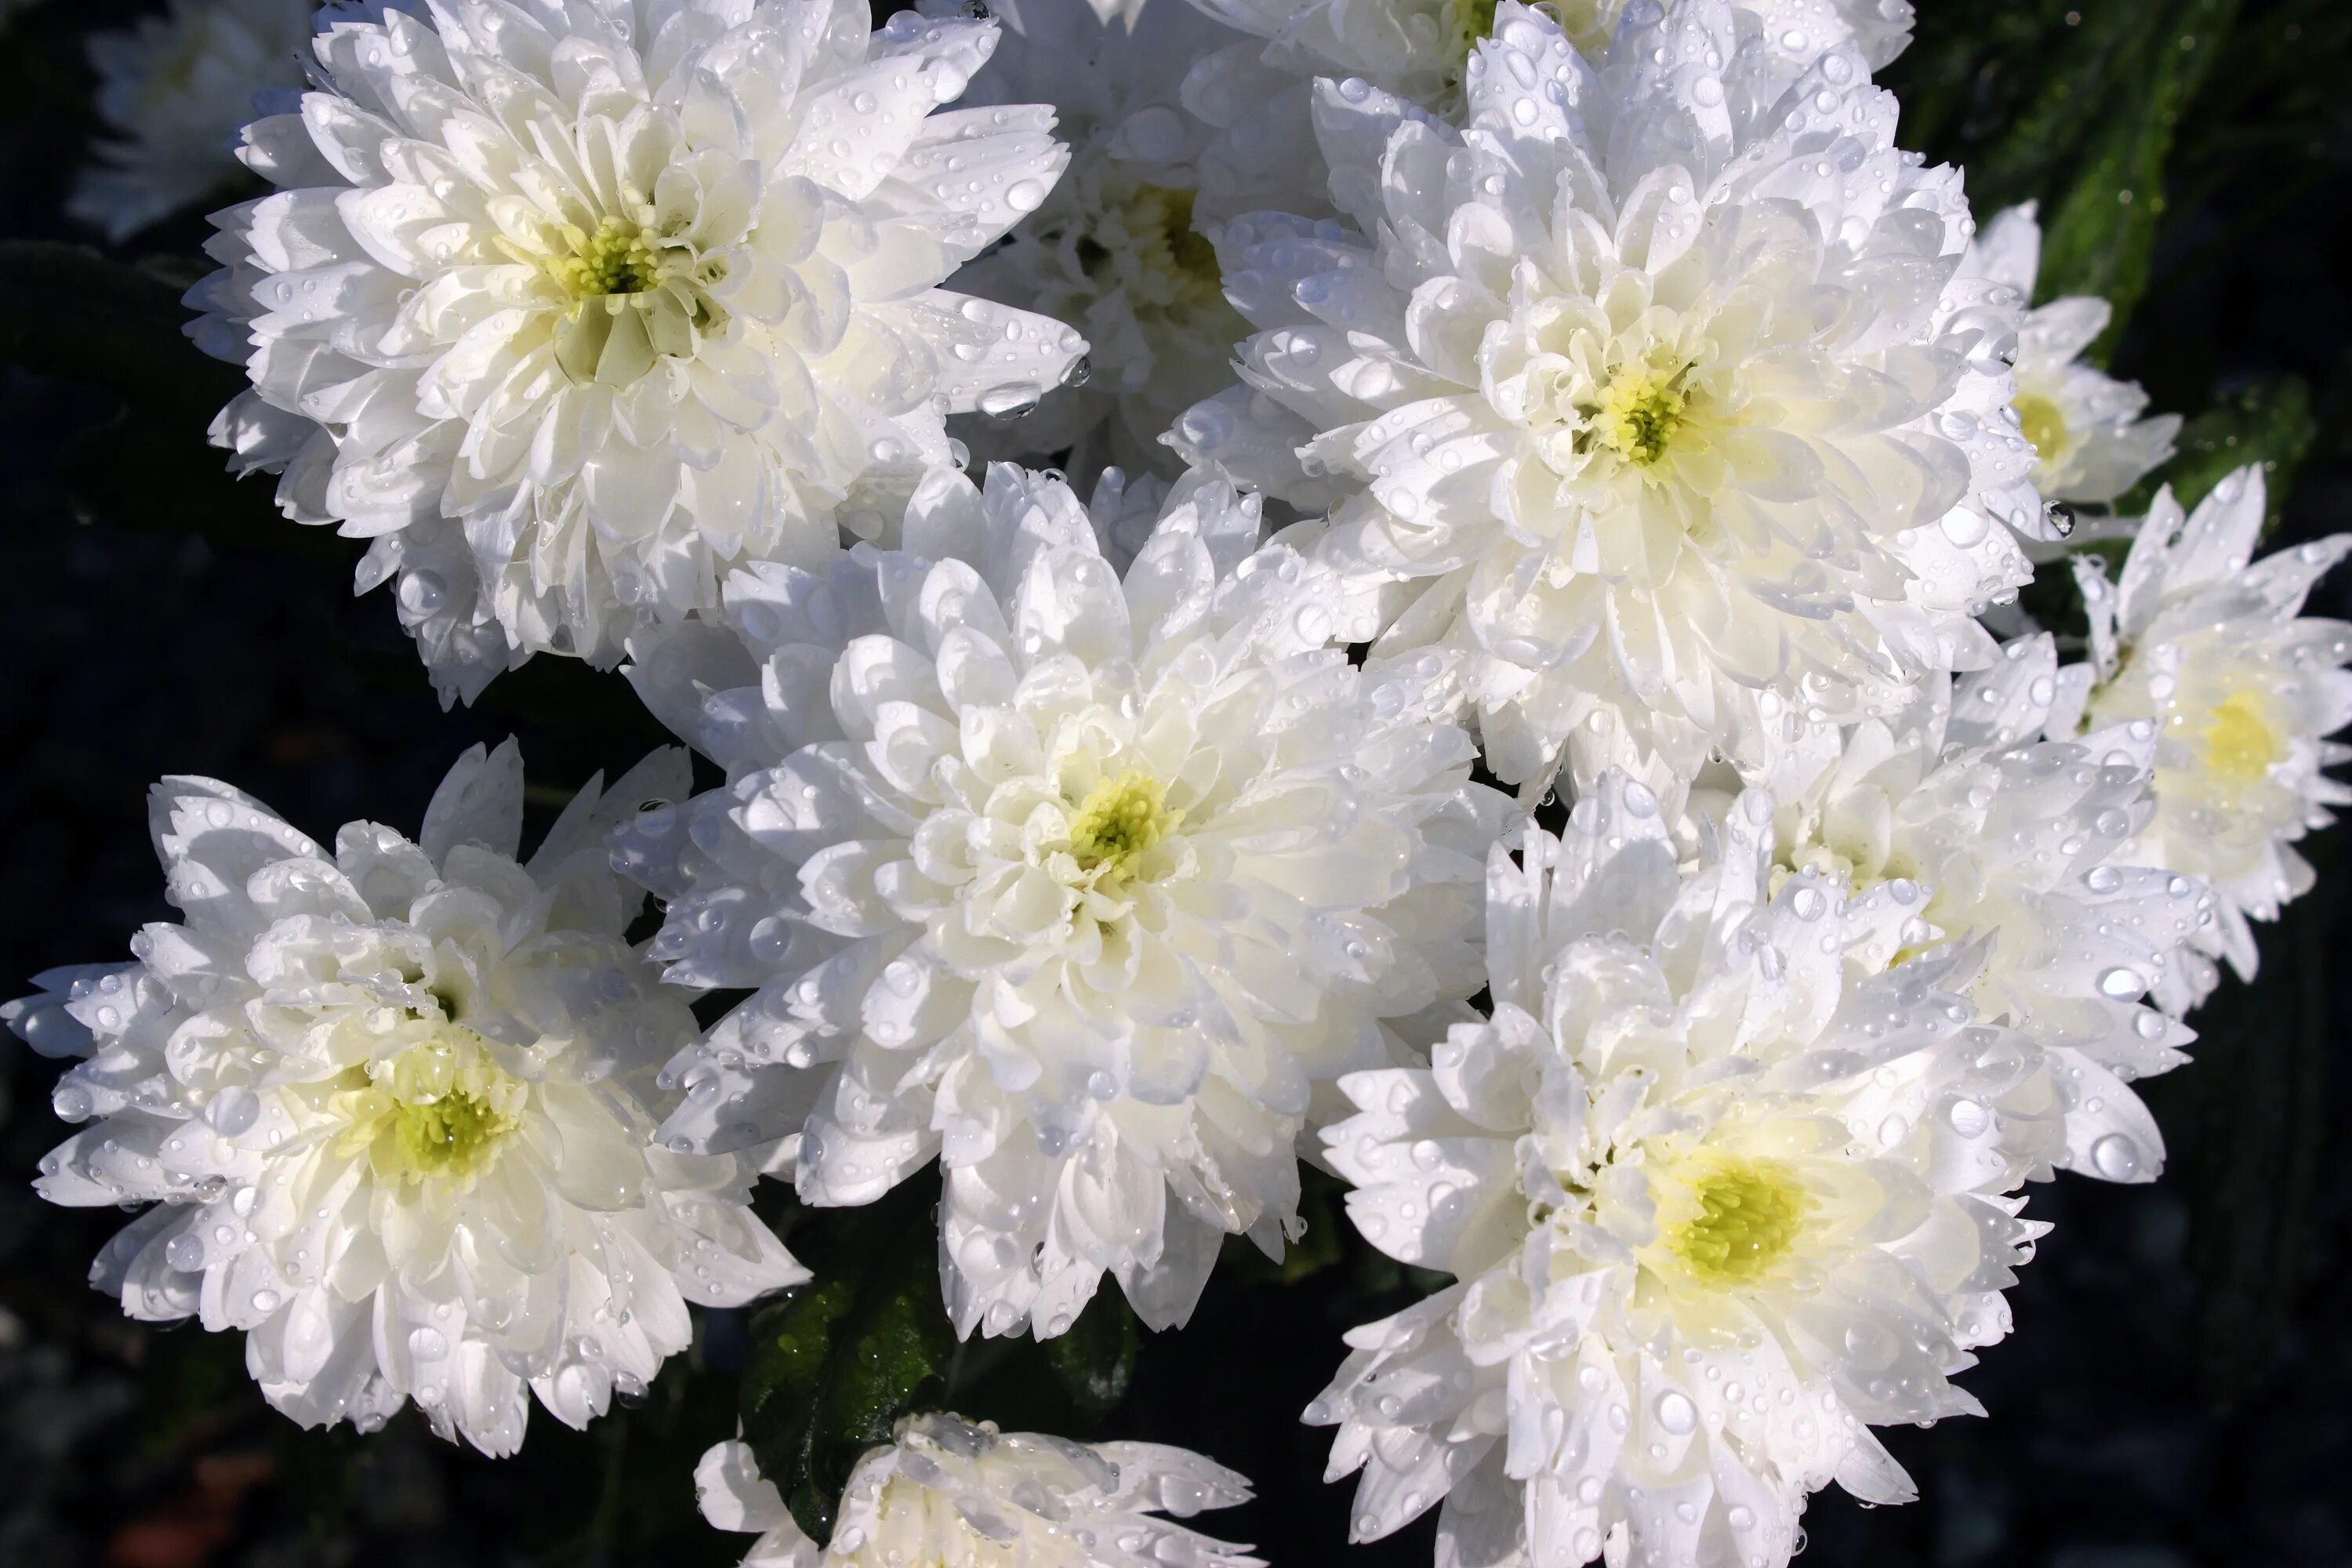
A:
2,2,2347,1565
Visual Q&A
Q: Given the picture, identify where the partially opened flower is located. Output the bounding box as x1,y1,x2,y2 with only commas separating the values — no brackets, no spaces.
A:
4,742,803,1455
1311,777,2049,1568
1964,203,2180,514
68,0,314,242
928,0,1249,477
1173,1,2034,789
2052,466,2352,1004
619,462,1505,1337
695,1414,1258,1568
188,0,1083,701
1759,636,2211,1184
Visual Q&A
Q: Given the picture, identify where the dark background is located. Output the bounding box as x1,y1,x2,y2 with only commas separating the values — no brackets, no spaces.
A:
4,1,2350,1563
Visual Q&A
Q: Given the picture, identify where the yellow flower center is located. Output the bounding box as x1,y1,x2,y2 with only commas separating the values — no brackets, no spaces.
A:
1664,1154,1811,1287
333,1029,524,1189
2014,390,2069,463
1068,771,1181,883
1588,364,1689,466
2187,692,2285,791
550,216,666,300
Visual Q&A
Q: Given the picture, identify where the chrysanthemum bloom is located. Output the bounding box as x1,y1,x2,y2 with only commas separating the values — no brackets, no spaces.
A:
2,742,803,1455
1963,203,2179,516
1310,777,2050,1568
619,462,1506,1337
1172,1,2034,789
1759,635,2211,1184
68,0,314,242
1180,0,1915,223
187,0,1083,702
2050,466,2352,1007
927,0,1250,477
695,1414,1258,1568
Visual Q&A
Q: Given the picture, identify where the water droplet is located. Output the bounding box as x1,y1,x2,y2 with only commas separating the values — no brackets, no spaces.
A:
2090,1133,2141,1180
2096,967,2144,1000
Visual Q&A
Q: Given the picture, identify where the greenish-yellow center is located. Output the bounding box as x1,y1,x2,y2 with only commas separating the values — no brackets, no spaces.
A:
1665,1155,1811,1287
1069,771,1180,880
1589,365,1689,466
335,1032,524,1189
2190,692,2284,790
390,1085,511,1178
550,216,664,300
2015,391,2069,463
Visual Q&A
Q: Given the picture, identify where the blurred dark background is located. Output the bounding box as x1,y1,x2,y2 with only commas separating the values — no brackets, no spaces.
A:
4,1,2350,1564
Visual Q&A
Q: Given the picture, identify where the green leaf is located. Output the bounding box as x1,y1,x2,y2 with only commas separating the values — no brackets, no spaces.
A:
2114,375,2318,532
2010,1,2235,358
1889,0,2239,361
739,1174,956,1547
1042,1288,1140,1420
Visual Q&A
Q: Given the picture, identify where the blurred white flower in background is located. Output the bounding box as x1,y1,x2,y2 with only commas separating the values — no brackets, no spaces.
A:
69,0,314,243
188,0,1084,701
2,742,802,1454
617,461,1505,1338
1312,778,2048,1568
695,1413,1258,1568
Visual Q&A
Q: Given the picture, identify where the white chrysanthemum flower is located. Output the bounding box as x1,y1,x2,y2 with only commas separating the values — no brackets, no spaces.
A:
67,0,315,243
616,462,1507,1337
187,0,1085,702
2049,466,2352,1006
2,742,803,1455
1755,635,2212,1185
695,1414,1258,1568
1172,1,2034,788
1963,203,2180,514
924,0,1250,477
1309,778,2049,1568
1181,0,1915,224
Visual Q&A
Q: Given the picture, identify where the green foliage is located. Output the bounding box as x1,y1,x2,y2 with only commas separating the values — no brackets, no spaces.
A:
1041,1289,1141,1420
739,1177,955,1547
2116,376,2319,530
735,1167,1167,1546
1889,0,2240,361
